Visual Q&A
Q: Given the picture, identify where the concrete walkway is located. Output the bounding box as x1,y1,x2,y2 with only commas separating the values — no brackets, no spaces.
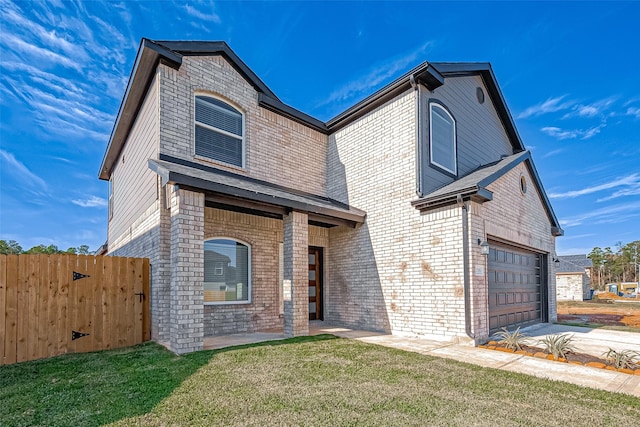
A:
204,323,640,398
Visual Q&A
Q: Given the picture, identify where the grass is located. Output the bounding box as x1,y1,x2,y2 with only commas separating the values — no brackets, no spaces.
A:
1,336,639,426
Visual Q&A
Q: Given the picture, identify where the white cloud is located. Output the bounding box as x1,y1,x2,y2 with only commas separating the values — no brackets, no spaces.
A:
0,149,48,190
549,173,640,199
71,196,108,208
540,124,604,140
626,107,640,119
318,41,434,108
559,201,640,227
184,3,221,23
561,97,615,119
517,96,574,119
0,32,83,72
597,181,640,202
542,148,564,158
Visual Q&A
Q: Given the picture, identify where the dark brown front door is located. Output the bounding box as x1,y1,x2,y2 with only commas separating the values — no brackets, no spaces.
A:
308,247,323,320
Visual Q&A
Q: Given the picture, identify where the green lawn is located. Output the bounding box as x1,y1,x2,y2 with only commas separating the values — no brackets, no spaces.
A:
1,335,639,426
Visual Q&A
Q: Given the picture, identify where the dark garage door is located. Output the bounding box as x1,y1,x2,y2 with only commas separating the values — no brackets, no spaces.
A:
488,242,544,333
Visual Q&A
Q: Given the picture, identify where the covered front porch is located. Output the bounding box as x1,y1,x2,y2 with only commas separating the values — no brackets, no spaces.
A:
149,156,365,354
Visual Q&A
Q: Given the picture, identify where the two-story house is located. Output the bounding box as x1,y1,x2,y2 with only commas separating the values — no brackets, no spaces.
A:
100,39,563,354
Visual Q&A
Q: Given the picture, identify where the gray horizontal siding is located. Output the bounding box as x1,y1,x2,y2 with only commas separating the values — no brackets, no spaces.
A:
109,73,160,246
421,75,513,195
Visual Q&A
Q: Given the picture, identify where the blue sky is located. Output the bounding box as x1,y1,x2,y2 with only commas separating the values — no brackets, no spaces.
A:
0,0,638,254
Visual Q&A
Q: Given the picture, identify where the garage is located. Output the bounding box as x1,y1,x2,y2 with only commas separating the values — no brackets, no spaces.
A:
488,241,546,333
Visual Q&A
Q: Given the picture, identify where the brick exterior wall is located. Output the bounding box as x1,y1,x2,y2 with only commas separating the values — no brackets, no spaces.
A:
158,57,327,196
326,88,482,341
169,187,205,353
202,208,282,335
470,162,558,341
557,273,590,301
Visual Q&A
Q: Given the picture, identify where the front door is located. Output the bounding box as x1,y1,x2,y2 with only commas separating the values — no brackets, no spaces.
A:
308,247,323,320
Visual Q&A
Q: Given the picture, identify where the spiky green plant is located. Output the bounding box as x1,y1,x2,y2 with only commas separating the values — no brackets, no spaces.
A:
494,327,529,351
539,334,575,360
603,348,640,369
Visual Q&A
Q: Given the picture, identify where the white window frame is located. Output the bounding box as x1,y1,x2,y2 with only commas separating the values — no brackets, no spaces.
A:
213,262,224,276
203,237,252,305
429,102,457,176
194,94,246,168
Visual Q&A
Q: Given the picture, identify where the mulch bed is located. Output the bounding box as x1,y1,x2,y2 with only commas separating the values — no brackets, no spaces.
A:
479,341,640,375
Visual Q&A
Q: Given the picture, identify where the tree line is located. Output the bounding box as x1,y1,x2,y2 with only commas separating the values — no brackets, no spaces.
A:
588,240,640,290
0,240,91,255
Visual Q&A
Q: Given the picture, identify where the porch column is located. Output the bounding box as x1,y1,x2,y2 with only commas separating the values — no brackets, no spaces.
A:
283,210,309,337
169,186,205,354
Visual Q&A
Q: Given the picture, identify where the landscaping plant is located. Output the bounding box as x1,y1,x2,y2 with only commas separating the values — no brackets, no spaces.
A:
603,348,640,370
494,327,529,351
539,334,576,360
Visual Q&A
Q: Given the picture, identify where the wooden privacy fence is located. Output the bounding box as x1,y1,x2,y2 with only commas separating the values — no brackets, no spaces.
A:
0,254,150,366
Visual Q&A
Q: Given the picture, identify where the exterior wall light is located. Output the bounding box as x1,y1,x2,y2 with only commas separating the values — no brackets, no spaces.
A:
478,239,490,256
553,257,560,266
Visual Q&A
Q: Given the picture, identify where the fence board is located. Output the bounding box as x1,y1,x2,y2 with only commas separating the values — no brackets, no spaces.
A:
142,260,150,342
27,255,40,362
16,256,29,362
0,255,6,366
5,255,18,364
37,255,49,360
47,255,59,358
0,254,149,365
117,257,129,348
93,256,104,352
102,256,114,350
57,255,70,356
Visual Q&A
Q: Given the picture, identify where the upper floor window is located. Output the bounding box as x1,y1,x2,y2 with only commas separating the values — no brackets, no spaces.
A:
204,238,251,304
429,102,457,175
195,96,244,167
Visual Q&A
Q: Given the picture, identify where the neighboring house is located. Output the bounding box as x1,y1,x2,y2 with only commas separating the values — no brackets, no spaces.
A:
100,39,563,354
556,255,592,301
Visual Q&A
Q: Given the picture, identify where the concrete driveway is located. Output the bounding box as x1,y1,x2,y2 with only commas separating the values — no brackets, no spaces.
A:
519,323,640,358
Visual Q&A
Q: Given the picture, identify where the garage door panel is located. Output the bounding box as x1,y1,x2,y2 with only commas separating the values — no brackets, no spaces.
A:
488,242,543,333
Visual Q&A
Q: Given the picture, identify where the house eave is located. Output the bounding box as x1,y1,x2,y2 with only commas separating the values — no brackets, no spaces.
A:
258,94,328,134
411,186,493,211
326,62,444,132
148,157,366,227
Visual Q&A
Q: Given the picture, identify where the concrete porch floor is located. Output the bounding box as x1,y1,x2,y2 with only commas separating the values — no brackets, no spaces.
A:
201,321,640,397
203,321,385,350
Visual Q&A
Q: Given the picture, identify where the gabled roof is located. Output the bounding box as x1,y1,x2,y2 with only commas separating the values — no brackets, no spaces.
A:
411,151,564,236
99,39,529,180
429,62,525,153
99,39,318,180
557,255,593,273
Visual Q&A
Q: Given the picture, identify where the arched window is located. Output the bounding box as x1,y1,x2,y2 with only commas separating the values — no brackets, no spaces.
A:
429,102,457,175
203,238,251,304
195,96,244,167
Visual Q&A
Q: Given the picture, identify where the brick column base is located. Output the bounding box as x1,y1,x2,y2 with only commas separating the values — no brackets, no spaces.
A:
283,211,309,337
169,186,205,354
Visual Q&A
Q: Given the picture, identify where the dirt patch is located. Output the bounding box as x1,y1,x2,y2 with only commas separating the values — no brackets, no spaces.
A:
557,300,640,328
